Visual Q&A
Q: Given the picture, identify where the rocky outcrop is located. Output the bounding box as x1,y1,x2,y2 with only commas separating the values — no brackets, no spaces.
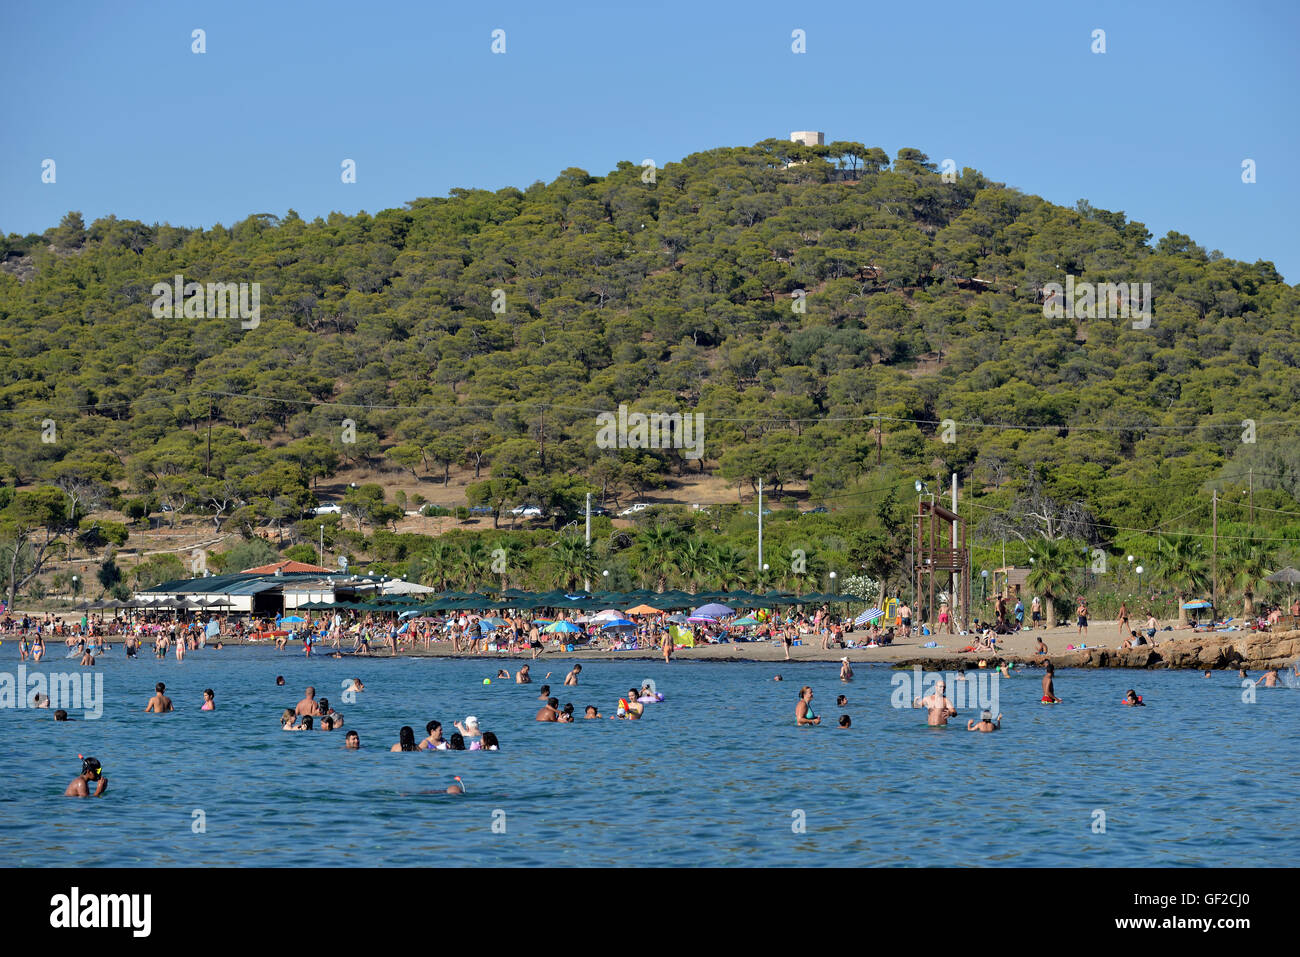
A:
888,630,1300,671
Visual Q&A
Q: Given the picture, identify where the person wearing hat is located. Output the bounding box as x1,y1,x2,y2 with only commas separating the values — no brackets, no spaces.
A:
455,716,482,739
65,756,108,797
839,657,854,682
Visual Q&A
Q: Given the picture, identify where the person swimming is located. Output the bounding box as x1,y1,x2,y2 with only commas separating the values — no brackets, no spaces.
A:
536,698,559,722
966,710,1002,732
345,730,360,749
65,756,108,797
584,705,601,719
478,731,499,751
836,694,848,707
391,726,418,751
447,733,467,751
1123,689,1145,706
419,721,446,750
837,714,851,729
456,715,482,738
201,689,215,711
1041,663,1061,704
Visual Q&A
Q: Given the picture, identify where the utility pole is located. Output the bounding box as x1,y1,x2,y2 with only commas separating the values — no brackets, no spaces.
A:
876,416,882,466
584,493,591,593
951,472,959,629
1249,468,1254,524
1212,488,1218,610
757,478,764,572
206,393,213,477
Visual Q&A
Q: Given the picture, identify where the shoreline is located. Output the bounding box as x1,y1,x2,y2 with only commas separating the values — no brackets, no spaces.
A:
150,623,1299,671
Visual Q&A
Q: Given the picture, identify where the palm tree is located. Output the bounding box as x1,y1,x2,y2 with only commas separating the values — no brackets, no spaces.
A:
637,525,683,592
457,539,493,593
418,539,458,591
675,537,714,594
1152,535,1210,623
489,538,526,593
1026,539,1076,628
707,544,750,591
547,537,596,592
1221,536,1273,618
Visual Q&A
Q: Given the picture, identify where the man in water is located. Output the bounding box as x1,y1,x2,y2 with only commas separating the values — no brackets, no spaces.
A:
516,664,532,684
295,686,321,716
967,711,1001,732
145,682,173,712
276,675,286,686
838,714,851,729
1257,667,1280,688
914,679,956,726
564,664,581,686
795,686,821,726
535,697,559,722
584,705,601,719
65,756,108,797
1041,662,1061,704
342,677,364,694
345,730,360,749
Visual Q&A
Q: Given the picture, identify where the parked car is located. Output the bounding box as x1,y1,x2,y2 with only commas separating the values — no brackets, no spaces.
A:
312,503,342,515
618,503,651,516
509,505,545,517
468,506,494,515
802,506,829,515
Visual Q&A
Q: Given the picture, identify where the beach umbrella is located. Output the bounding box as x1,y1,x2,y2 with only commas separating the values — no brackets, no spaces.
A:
591,609,625,621
693,602,734,618
281,615,307,624
686,615,718,625
1266,568,1300,584
732,617,760,627
1181,600,1213,610
625,603,663,616
544,620,582,634
855,608,885,626
600,618,636,630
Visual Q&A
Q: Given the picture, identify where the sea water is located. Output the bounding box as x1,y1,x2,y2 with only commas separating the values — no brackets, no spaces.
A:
1,647,1296,867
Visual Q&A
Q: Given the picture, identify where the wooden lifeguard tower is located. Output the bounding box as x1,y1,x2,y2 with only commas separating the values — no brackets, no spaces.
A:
913,498,971,631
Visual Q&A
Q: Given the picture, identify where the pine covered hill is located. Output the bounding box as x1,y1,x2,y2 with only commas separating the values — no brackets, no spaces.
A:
2,138,1299,595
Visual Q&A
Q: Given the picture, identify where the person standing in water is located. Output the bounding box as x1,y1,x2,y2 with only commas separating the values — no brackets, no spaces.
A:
1041,662,1061,704
795,686,821,726
914,680,956,726
201,689,215,711
967,711,1001,732
145,682,174,712
839,657,854,681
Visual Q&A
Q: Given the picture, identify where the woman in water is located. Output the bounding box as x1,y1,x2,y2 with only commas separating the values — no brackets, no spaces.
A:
479,731,500,751
32,636,45,662
281,709,303,730
418,721,446,750
447,733,467,751
390,726,418,751
201,689,215,711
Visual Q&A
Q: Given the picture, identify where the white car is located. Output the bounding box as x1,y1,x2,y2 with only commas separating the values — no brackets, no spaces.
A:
313,503,342,515
509,505,544,517
618,503,651,516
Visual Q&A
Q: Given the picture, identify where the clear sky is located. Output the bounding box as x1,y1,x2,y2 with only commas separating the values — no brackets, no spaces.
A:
2,0,1297,279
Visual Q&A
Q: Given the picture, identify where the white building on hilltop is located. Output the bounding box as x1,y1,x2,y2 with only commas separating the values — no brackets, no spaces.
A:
790,131,824,147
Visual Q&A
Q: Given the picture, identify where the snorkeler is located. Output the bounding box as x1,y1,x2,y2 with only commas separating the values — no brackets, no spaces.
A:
65,756,108,797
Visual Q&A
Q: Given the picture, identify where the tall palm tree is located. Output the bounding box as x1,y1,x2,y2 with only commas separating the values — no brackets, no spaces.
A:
547,537,596,592
1152,534,1210,622
637,525,683,592
1026,539,1076,628
1221,536,1273,618
489,537,526,593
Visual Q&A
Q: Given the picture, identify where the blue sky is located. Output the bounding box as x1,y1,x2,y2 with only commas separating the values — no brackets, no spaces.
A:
2,0,1297,279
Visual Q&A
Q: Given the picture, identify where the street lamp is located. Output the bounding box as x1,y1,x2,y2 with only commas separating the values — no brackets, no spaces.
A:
829,570,837,595
981,569,988,604
72,575,80,599
319,524,325,566
761,563,769,588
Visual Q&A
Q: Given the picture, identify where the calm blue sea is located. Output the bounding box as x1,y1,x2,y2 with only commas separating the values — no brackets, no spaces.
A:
1,646,1296,867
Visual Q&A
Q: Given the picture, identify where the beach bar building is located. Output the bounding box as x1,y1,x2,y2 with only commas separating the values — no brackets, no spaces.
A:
135,560,391,616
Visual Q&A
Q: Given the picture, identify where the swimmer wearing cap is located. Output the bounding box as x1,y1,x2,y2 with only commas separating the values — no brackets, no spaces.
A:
65,756,108,797
966,711,1002,732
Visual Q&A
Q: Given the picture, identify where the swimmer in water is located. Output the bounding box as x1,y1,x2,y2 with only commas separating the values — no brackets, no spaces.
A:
516,665,531,684
65,756,108,797
838,714,851,729
584,705,601,719
1041,663,1061,704
558,703,575,723
419,721,446,750
1256,668,1280,688
342,678,364,694
479,731,499,751
145,682,173,713
391,726,418,751
795,686,820,726
80,648,95,666
836,694,847,707
201,689,215,711
537,684,551,700
624,689,644,719
535,698,559,722
966,711,1002,732
54,709,70,721
456,715,482,738
345,730,360,749
564,664,581,686
914,680,957,727
447,733,467,751
1122,689,1145,706
295,686,320,716
773,675,783,682
276,676,286,686
496,669,510,680
839,657,854,682
1203,670,1212,678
